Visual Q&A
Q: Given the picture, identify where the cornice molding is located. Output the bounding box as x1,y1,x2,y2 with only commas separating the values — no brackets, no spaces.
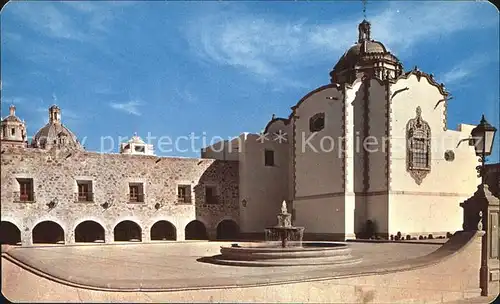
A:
289,83,341,119
263,117,290,134
394,67,449,96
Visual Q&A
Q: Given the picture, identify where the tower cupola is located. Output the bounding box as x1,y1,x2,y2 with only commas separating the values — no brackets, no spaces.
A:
49,105,61,123
329,20,404,84
1,105,27,146
358,19,371,42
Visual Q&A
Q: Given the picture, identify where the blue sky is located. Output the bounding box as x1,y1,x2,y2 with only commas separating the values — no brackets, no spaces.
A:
1,1,499,162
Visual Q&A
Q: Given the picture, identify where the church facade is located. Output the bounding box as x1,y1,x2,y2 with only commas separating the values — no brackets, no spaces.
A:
205,20,480,240
1,20,482,245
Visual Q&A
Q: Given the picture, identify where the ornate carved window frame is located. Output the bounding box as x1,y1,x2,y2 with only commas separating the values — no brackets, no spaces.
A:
406,106,431,185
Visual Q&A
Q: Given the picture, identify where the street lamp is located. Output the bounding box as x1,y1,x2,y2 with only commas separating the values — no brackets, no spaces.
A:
460,114,499,297
470,114,497,183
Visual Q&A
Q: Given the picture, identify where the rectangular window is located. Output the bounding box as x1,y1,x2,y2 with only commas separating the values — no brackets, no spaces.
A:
17,178,34,201
11,128,15,136
177,185,192,204
205,186,218,204
77,181,93,202
410,138,429,169
264,149,275,166
129,183,144,202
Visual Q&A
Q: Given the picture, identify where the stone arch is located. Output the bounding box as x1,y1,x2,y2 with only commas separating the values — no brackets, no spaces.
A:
216,219,240,240
0,221,21,245
32,221,65,244
114,220,142,242
74,220,106,243
150,220,177,241
185,220,208,240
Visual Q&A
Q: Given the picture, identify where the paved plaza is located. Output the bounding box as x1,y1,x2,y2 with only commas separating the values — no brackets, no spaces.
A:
3,240,443,290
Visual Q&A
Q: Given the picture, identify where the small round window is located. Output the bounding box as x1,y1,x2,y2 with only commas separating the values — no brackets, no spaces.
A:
444,150,455,162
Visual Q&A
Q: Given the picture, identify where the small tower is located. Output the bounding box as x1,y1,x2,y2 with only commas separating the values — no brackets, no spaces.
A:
358,19,371,43
120,133,155,156
49,105,61,123
1,105,27,146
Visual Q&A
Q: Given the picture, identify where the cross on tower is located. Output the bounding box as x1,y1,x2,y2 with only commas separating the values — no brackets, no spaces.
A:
362,0,367,19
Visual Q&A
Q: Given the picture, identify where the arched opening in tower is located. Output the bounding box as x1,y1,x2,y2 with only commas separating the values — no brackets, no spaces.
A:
216,219,240,240
32,221,65,244
0,221,21,245
75,221,105,243
113,220,142,242
150,220,177,241
184,220,208,240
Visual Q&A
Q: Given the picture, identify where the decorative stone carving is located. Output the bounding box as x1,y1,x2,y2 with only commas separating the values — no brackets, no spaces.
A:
406,106,431,185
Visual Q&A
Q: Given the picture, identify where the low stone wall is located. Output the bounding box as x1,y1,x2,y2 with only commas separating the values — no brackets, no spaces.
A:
2,231,493,303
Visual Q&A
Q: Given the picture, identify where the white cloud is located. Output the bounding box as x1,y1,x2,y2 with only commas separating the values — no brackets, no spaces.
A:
185,2,496,82
370,2,496,53
173,88,198,104
440,54,497,86
6,1,124,41
109,100,144,116
7,2,86,41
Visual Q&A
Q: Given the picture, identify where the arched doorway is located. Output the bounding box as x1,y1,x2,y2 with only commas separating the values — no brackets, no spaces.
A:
216,219,240,240
32,221,65,244
114,220,142,242
75,221,105,243
185,220,207,240
150,221,177,241
0,221,21,245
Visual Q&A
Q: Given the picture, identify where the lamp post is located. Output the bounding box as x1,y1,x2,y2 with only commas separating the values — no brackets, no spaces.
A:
470,114,497,185
461,114,499,297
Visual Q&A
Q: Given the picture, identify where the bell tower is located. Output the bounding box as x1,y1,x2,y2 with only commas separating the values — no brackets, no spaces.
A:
49,105,61,123
1,105,27,146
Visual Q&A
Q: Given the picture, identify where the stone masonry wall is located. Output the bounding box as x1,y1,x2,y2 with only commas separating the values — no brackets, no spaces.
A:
0,145,239,245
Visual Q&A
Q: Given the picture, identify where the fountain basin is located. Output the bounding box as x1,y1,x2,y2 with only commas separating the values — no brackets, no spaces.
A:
205,242,362,267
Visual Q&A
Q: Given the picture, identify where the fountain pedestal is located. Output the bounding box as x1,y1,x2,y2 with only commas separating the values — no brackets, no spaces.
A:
205,200,361,267
264,201,304,248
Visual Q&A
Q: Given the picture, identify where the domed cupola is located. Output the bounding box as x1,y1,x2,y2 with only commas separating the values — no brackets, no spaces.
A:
31,105,83,151
1,105,27,146
329,20,404,84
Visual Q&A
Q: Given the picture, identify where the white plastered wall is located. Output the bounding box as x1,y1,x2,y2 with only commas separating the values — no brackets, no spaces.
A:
239,131,290,233
388,74,479,235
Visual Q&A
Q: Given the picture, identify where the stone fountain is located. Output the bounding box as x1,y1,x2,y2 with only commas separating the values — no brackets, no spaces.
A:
264,201,304,248
202,201,362,267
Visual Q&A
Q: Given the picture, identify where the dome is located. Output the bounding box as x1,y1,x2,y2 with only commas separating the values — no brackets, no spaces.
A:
329,20,403,84
2,105,22,123
334,40,388,71
31,105,83,150
2,115,22,123
128,134,146,144
32,123,82,150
